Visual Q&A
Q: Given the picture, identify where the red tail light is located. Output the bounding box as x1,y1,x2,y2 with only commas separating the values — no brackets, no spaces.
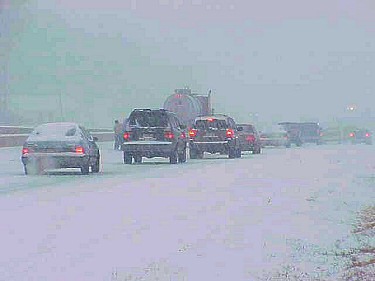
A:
123,132,131,141
164,131,174,139
246,134,256,142
189,129,197,138
365,132,370,137
75,146,85,154
181,132,186,139
349,132,355,137
22,147,29,155
207,118,215,122
226,129,235,138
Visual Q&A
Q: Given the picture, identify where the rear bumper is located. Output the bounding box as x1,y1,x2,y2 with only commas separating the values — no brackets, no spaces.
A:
21,153,88,168
190,140,232,153
122,141,175,157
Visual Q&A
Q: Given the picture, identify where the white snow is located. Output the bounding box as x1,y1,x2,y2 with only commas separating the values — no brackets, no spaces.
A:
0,143,374,280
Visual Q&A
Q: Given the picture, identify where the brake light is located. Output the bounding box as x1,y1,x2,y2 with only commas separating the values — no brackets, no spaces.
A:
246,134,255,142
164,131,174,139
22,147,29,155
226,129,235,138
365,132,370,137
75,146,85,154
207,118,215,122
189,129,197,138
349,132,355,137
181,132,186,139
123,132,131,141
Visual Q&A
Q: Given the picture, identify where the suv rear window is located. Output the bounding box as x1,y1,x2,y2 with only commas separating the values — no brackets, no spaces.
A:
241,125,255,133
195,119,228,130
129,111,169,128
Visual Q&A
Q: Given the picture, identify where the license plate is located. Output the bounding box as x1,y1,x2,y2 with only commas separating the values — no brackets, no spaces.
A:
143,134,155,140
205,133,216,137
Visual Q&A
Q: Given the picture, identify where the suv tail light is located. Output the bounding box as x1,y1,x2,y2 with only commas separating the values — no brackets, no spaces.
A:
246,134,255,142
123,132,131,141
75,146,85,154
226,129,235,138
164,131,174,140
189,128,197,138
22,147,29,155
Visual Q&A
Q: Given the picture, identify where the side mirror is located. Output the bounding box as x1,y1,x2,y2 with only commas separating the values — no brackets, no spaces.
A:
237,126,243,131
92,136,98,142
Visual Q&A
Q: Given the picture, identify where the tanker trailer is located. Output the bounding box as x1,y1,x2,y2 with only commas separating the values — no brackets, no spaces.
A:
163,88,211,127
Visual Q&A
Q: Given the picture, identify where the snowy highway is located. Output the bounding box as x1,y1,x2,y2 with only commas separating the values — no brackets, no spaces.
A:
0,142,374,280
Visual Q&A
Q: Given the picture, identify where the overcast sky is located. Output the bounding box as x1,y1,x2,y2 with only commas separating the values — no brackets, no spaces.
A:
1,0,375,128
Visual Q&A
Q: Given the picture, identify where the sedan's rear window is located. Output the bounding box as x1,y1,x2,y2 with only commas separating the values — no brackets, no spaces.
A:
32,124,77,137
195,119,227,130
129,112,169,128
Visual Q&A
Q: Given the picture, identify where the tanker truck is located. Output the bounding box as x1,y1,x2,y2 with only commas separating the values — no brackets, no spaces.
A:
163,87,212,127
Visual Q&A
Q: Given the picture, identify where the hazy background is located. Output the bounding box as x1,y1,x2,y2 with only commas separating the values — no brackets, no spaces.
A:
1,0,374,129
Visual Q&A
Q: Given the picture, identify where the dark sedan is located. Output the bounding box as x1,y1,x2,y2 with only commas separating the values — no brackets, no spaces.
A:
21,122,100,175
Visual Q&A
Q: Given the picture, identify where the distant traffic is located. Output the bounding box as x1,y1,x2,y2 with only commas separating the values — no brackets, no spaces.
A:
18,87,372,175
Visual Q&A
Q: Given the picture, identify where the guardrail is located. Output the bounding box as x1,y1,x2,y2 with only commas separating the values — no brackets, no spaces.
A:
0,132,114,148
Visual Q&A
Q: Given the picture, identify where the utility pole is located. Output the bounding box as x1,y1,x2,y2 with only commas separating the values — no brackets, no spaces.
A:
58,92,64,121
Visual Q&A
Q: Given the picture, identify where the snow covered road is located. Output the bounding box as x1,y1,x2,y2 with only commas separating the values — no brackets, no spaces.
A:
0,143,374,280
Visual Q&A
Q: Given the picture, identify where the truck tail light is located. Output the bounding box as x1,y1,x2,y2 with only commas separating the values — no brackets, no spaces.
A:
189,129,197,138
226,129,235,138
164,131,174,140
123,132,131,141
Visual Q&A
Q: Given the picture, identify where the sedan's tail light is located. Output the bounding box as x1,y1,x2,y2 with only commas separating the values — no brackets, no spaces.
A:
164,131,174,140
123,132,131,141
226,129,235,138
189,129,197,138
75,146,85,154
22,147,29,155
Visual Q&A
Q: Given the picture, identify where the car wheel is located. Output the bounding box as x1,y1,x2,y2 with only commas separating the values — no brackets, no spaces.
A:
170,150,178,164
134,155,142,164
236,148,242,158
123,152,132,164
81,163,90,175
92,157,100,173
178,147,187,163
23,164,28,175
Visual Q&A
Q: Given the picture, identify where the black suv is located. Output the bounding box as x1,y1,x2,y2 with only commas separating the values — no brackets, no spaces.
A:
188,114,241,159
121,109,188,164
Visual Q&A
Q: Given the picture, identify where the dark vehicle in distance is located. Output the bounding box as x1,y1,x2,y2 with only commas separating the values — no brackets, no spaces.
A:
122,109,187,164
259,129,290,148
21,122,100,175
278,122,322,146
237,123,262,154
189,114,241,159
348,129,372,145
